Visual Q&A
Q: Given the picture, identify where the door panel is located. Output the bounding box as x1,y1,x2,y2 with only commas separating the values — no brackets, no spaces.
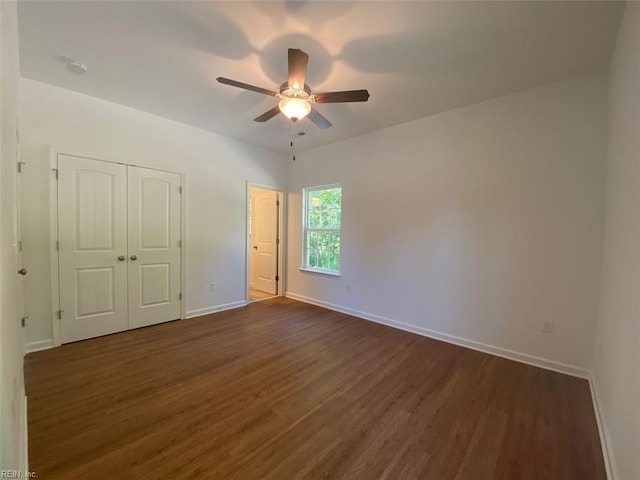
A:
140,179,170,248
75,170,116,250
252,189,278,295
75,267,115,317
58,155,128,343
128,166,181,328
140,263,170,306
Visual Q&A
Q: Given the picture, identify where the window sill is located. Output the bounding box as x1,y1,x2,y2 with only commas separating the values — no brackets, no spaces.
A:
299,267,341,277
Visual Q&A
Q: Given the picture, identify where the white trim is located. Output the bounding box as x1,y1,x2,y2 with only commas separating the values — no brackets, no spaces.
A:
285,292,591,379
589,374,617,480
299,267,341,277
45,147,187,176
17,142,26,357
19,392,28,472
180,172,187,320
26,339,54,353
185,300,247,319
49,150,61,347
246,182,286,303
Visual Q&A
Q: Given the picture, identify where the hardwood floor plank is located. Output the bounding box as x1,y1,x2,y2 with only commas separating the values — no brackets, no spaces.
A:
455,407,509,479
25,297,605,479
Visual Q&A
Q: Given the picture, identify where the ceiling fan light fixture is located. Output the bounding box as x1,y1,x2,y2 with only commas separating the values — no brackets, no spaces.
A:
279,98,311,122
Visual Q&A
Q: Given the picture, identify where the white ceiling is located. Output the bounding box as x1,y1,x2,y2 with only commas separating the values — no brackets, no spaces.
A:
18,1,624,154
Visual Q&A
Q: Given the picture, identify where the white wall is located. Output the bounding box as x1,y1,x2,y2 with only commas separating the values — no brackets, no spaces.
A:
1,0,27,470
19,78,288,348
287,72,607,373
593,4,640,479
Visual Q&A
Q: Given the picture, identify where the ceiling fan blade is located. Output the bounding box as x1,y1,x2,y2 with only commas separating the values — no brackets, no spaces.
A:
288,48,309,90
307,107,332,129
217,77,277,97
313,90,370,104
253,105,281,123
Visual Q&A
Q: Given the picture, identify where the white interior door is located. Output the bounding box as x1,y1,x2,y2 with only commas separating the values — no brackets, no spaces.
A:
249,193,256,288
127,166,181,328
251,189,278,295
58,155,128,343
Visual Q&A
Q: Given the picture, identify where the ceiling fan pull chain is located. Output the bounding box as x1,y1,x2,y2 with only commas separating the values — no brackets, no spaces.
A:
290,124,296,161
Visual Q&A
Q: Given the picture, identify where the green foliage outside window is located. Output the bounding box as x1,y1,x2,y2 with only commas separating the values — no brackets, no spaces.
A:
305,186,341,272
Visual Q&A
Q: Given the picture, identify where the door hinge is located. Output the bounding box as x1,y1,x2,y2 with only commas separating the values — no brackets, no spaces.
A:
56,310,63,320
18,240,22,252
178,240,182,248
21,316,29,327
178,186,182,194
275,275,279,282
178,293,182,300
17,161,25,173
276,200,280,207
52,168,59,179
276,238,280,245
55,240,59,251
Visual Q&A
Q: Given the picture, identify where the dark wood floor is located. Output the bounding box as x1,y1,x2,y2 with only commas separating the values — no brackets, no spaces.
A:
25,297,605,479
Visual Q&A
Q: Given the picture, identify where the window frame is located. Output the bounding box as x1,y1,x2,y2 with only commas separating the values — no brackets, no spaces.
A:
301,183,342,276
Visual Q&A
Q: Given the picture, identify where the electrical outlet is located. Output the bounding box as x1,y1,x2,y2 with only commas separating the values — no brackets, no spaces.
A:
346,284,351,293
209,282,216,292
542,319,554,334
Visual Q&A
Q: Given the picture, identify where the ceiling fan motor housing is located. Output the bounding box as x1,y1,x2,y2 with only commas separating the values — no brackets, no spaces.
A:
279,82,311,100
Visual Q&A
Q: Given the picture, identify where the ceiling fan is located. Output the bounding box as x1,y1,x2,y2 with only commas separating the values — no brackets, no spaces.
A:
217,48,370,130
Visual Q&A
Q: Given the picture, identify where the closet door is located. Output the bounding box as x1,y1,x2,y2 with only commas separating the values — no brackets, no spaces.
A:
58,155,128,343
127,166,181,328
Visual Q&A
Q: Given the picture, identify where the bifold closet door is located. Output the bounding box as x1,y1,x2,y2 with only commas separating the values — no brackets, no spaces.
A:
127,166,181,328
58,155,129,343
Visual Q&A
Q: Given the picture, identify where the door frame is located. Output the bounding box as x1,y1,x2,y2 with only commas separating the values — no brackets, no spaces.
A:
48,148,187,347
16,147,26,350
246,182,285,303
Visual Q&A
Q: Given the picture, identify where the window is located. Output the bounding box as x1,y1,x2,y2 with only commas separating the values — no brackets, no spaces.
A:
302,185,342,274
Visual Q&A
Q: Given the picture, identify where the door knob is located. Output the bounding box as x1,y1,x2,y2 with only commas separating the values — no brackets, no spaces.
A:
253,246,258,250
130,255,137,261
118,256,126,261
17,268,27,276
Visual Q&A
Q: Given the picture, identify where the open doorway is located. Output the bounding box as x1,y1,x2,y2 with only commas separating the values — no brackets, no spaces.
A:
247,185,284,303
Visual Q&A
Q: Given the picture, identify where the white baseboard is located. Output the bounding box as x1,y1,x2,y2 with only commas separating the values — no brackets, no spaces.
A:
589,374,617,480
26,339,53,353
285,292,590,379
20,392,28,472
185,300,247,319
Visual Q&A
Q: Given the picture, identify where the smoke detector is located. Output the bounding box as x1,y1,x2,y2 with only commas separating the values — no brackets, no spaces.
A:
67,61,88,74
